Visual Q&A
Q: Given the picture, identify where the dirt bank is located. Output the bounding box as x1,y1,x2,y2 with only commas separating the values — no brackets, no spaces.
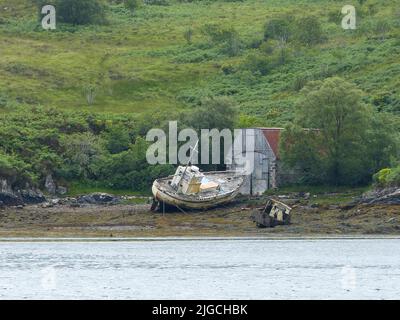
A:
0,193,398,237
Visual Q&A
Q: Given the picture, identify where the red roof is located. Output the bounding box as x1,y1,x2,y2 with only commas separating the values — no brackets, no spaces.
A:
260,128,283,159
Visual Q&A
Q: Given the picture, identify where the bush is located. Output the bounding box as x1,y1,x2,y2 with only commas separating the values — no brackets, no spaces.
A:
57,0,106,25
373,168,392,186
281,77,399,186
60,132,105,179
183,27,193,45
374,167,400,187
263,15,324,46
264,16,294,42
0,92,9,108
144,0,169,5
102,124,131,154
242,53,271,76
202,24,242,56
124,0,141,11
294,16,324,46
387,167,400,186
182,96,238,131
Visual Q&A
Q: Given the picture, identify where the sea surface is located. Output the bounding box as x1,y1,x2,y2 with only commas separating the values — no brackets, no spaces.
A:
0,238,399,299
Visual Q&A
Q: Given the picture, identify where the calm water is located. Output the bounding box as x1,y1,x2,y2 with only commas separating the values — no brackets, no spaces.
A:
0,238,399,299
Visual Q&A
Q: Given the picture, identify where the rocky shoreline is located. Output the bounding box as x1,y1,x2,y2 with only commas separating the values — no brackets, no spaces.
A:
1,177,151,209
0,186,398,238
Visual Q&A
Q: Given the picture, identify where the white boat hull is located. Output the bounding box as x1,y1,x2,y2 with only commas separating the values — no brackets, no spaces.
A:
152,171,244,210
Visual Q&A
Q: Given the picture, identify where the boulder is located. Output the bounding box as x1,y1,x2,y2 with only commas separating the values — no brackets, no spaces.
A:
0,179,23,206
77,193,120,205
45,174,56,195
20,188,46,204
361,187,400,205
57,186,68,195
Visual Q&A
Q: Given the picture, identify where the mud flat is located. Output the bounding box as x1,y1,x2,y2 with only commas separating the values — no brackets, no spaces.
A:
0,194,398,238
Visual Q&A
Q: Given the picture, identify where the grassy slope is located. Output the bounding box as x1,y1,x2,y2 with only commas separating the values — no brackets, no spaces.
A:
0,0,399,125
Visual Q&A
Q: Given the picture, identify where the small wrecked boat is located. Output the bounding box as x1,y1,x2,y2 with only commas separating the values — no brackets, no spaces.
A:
251,198,292,228
151,165,244,211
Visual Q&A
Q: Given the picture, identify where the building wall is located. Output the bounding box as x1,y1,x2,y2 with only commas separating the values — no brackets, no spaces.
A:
228,128,277,195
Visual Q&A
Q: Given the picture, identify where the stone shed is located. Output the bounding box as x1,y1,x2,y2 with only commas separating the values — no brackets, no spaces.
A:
227,128,298,195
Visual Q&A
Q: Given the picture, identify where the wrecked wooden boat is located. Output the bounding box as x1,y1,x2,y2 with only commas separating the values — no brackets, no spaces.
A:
151,165,244,211
251,198,292,228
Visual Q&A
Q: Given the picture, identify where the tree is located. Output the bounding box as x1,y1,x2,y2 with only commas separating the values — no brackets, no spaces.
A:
294,16,324,46
124,0,141,12
183,27,193,45
0,152,33,187
264,16,294,42
181,96,238,171
183,96,238,131
98,137,174,190
102,124,131,154
60,132,105,179
202,24,242,56
57,0,106,25
280,77,398,185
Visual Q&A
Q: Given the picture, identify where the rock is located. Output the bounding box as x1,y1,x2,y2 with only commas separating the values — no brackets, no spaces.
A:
0,179,23,206
57,186,67,195
284,199,301,206
361,187,400,205
51,199,60,205
77,193,120,205
16,205,24,210
20,188,46,204
340,203,357,211
45,174,56,195
298,192,311,200
0,192,22,206
41,202,53,208
70,202,81,208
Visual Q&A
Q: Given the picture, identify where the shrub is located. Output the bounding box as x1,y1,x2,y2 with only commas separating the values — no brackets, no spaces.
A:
281,77,399,186
57,0,106,25
373,168,392,186
183,96,238,131
124,0,141,11
374,20,392,40
387,166,400,186
327,9,342,24
0,152,33,187
144,0,169,5
264,16,294,42
102,124,131,154
202,24,242,56
263,15,324,46
0,92,9,108
242,53,271,76
294,16,324,46
60,132,105,179
183,27,193,45
374,166,400,187
83,84,97,105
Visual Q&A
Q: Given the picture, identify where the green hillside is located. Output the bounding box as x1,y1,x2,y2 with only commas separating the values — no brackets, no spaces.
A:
1,0,399,121
0,0,399,192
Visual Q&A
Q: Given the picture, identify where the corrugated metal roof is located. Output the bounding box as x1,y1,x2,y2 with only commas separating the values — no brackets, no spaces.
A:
260,128,283,159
